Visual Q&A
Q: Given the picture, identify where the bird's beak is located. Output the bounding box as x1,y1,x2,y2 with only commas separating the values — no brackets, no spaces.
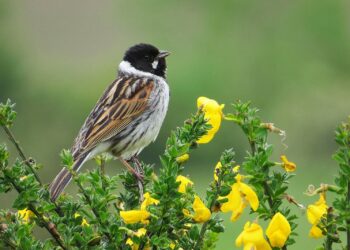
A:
157,50,171,59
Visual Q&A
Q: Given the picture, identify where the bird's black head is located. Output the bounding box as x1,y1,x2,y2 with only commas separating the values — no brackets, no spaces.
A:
123,43,170,78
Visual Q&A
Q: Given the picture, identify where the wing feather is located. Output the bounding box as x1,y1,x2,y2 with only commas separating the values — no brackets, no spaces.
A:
71,76,154,158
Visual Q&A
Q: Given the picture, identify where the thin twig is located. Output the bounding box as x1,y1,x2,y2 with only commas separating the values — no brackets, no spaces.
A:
1,125,42,185
28,204,66,249
263,181,274,209
1,169,66,249
250,140,274,210
249,140,256,156
249,140,287,249
324,208,335,250
2,124,63,216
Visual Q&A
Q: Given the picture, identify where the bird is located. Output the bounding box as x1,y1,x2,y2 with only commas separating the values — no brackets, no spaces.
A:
49,43,170,201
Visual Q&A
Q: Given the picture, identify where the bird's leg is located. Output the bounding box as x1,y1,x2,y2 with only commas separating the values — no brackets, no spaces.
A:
120,158,144,202
132,156,144,177
130,156,145,202
119,158,144,181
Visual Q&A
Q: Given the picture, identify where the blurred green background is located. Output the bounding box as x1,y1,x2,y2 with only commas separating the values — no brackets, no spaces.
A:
1,1,350,249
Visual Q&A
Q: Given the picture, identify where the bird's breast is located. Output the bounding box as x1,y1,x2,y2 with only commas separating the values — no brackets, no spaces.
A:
111,78,169,160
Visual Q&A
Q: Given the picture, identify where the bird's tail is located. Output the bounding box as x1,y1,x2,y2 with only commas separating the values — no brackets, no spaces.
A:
49,156,86,201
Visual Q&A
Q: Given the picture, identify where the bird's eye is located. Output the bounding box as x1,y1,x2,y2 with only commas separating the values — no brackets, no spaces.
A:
144,55,150,60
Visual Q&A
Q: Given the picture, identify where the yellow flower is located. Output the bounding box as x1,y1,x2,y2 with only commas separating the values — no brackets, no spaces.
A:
192,195,211,223
183,196,211,223
74,212,89,226
141,192,160,210
280,155,296,172
196,97,224,144
176,153,190,164
176,175,193,193
126,238,134,247
307,193,327,238
134,228,147,237
126,239,151,250
233,165,240,173
120,210,150,224
266,212,291,247
17,208,35,223
236,221,271,250
170,242,176,249
220,174,259,221
121,192,157,225
126,228,148,250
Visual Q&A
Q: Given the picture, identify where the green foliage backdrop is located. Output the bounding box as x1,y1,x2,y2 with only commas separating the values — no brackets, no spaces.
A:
1,1,350,249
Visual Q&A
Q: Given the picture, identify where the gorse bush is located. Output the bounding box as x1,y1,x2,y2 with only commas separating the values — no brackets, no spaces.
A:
0,98,349,250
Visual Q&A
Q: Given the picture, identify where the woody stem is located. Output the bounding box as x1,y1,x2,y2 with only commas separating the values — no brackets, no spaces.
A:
1,124,42,185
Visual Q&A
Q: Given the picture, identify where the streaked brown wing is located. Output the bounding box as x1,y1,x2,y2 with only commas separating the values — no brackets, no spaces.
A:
72,76,154,157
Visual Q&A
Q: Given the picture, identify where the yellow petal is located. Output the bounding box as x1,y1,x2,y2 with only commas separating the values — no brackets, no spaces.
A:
74,213,90,226
176,175,193,193
221,175,259,221
141,192,160,210
266,213,291,247
196,97,224,144
220,183,241,213
235,222,271,250
17,208,35,223
230,201,246,222
192,195,211,223
135,228,147,237
307,194,327,225
239,182,259,211
176,153,190,164
126,238,140,250
235,222,246,247
280,155,296,172
126,238,134,246
120,210,150,224
309,225,324,238
233,165,240,173
170,242,176,249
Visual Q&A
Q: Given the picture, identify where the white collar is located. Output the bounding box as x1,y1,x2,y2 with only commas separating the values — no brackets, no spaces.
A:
118,61,166,81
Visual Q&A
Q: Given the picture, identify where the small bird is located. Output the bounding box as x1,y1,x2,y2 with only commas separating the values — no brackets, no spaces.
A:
49,43,170,201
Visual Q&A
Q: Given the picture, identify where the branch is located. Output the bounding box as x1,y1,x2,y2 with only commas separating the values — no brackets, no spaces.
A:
1,124,42,185
249,139,287,250
1,170,66,249
249,140,274,211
